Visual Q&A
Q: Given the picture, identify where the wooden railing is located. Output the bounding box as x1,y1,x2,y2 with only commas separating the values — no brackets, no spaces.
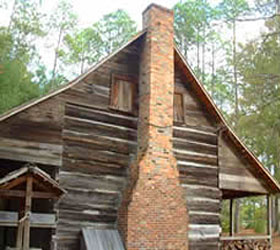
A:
221,236,271,250
0,211,56,228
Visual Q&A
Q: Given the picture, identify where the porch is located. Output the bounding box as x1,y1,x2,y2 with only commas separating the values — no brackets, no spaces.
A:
220,190,273,250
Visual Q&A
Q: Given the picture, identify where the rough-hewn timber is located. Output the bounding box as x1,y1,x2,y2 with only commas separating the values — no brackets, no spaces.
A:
174,67,221,250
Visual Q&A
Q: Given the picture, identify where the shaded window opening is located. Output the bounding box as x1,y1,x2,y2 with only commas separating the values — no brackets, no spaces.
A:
110,75,136,113
174,93,185,123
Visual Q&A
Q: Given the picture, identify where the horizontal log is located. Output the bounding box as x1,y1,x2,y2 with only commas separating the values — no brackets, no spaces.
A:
173,137,217,155
0,211,56,228
220,173,268,194
181,184,221,200
64,116,137,141
180,175,217,187
58,188,119,208
62,88,109,109
187,198,221,213
59,171,125,192
65,102,137,129
58,208,116,224
189,212,220,225
0,189,58,199
56,202,117,214
62,157,127,176
173,126,217,145
0,137,62,166
189,224,221,238
175,150,218,166
63,143,130,166
63,130,137,155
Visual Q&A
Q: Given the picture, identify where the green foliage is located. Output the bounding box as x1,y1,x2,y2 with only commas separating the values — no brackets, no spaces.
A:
0,59,41,113
237,17,280,176
8,0,46,62
93,9,137,55
221,200,230,233
218,0,250,21
60,9,136,75
62,27,102,72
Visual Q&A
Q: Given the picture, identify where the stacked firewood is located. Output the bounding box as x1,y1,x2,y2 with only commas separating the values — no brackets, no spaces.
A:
222,239,271,250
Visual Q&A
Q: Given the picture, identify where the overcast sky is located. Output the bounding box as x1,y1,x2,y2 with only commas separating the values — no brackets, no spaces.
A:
0,0,262,38
0,0,263,75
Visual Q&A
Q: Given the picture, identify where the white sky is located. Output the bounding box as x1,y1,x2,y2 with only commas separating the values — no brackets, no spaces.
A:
0,0,264,75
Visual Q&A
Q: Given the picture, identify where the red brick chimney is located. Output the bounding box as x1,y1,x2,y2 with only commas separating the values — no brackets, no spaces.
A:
118,4,189,249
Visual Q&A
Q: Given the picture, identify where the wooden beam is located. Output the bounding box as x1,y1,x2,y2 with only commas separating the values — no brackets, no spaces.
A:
267,195,272,243
0,176,27,190
0,189,58,199
230,199,234,237
23,176,32,250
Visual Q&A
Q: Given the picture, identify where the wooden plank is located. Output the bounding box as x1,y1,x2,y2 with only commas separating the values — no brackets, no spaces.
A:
0,211,56,227
173,126,217,145
81,229,125,250
189,212,220,225
220,173,268,194
62,157,127,176
63,130,137,155
173,137,217,155
63,143,130,167
0,137,62,166
219,135,270,194
0,189,58,199
181,184,221,200
1,175,27,190
230,199,234,236
267,195,272,241
64,116,137,141
23,176,32,250
65,103,137,129
59,171,125,192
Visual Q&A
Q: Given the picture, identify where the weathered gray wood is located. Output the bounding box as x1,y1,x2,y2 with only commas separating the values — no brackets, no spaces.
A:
0,211,57,228
0,137,62,166
230,199,234,236
267,195,272,241
219,135,269,195
23,176,32,250
81,229,125,250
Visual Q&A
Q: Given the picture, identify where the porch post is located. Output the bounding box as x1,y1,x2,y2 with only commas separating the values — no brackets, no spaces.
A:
267,195,272,244
23,176,33,250
230,199,234,236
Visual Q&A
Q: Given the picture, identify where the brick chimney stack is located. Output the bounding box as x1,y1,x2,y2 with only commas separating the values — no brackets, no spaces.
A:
118,4,189,249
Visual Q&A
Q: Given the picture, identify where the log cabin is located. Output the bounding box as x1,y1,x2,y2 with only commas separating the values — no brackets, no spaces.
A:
0,3,279,250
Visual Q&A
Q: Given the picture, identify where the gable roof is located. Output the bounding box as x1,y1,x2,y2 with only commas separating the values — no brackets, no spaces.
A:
0,29,279,194
0,163,66,197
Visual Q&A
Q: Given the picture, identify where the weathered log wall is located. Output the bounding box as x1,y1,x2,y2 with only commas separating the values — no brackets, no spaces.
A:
219,135,268,196
0,97,64,167
55,40,140,249
174,68,221,250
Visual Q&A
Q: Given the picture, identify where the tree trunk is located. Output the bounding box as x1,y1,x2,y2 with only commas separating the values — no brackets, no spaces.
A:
276,0,280,14
211,42,215,97
51,26,63,88
196,32,200,76
233,19,239,125
202,28,206,83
